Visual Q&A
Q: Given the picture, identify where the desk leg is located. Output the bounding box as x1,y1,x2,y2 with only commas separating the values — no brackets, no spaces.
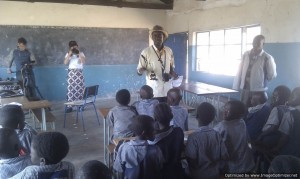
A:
41,108,46,131
216,95,220,121
104,117,107,165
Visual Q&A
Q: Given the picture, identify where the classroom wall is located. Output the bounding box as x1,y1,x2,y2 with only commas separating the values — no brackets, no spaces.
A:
0,1,166,101
166,0,300,97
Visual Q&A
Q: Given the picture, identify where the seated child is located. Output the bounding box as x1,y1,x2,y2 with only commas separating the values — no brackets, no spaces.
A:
0,105,37,154
274,87,300,158
257,85,291,147
132,85,159,118
185,102,228,179
0,128,32,178
150,103,184,179
113,115,164,179
214,100,255,173
76,160,111,179
108,89,137,139
268,155,300,174
244,91,271,141
167,88,188,131
10,131,75,179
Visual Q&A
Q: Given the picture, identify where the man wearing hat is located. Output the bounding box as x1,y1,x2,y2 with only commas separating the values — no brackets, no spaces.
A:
137,25,177,101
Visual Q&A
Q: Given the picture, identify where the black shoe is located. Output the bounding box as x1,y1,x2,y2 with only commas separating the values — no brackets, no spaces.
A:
65,107,73,113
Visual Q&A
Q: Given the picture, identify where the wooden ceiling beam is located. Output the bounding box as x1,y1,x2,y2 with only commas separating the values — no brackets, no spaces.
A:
8,0,173,9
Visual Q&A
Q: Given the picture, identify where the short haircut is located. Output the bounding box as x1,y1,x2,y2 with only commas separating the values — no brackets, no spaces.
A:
0,128,19,158
253,35,265,43
140,85,153,99
18,37,27,45
76,160,111,179
69,40,78,48
226,100,246,120
116,89,131,106
289,87,300,106
196,102,216,126
130,115,154,137
273,85,291,105
154,103,173,126
167,88,182,106
32,132,69,165
251,91,268,104
0,105,24,129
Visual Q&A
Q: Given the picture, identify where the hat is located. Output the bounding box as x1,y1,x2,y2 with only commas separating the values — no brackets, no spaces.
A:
150,25,168,41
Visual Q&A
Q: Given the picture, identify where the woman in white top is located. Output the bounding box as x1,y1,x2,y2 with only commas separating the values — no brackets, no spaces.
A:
64,41,86,112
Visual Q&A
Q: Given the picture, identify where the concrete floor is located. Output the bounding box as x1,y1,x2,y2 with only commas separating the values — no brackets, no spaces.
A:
25,97,199,173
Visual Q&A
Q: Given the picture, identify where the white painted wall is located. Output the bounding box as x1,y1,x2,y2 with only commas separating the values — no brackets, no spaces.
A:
166,0,300,43
0,1,166,29
1,0,299,43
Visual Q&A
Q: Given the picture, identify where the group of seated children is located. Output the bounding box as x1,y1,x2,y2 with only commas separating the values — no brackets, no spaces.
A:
1,83,299,178
241,86,300,171
110,85,300,178
0,104,111,179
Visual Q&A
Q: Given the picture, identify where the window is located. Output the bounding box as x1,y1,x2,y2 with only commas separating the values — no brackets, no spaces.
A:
196,25,261,76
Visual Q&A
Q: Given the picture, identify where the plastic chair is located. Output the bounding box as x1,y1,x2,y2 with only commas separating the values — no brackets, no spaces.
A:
64,85,100,131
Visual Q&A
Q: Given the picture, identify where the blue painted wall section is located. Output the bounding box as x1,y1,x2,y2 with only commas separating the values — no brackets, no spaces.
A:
0,64,146,101
1,43,298,102
188,42,300,99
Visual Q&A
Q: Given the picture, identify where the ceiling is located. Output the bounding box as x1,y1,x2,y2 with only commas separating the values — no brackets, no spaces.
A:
6,0,174,9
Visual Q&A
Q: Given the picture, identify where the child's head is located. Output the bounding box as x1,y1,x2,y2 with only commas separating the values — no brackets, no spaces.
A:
140,85,154,100
0,128,20,159
271,85,291,107
250,91,268,106
154,103,173,127
196,102,216,126
130,115,155,141
31,132,69,165
167,88,182,106
116,89,131,106
0,105,25,130
268,155,300,174
223,100,246,121
76,160,111,179
288,87,300,107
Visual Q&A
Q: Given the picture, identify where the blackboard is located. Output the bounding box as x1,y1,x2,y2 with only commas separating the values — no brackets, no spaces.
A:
0,25,149,66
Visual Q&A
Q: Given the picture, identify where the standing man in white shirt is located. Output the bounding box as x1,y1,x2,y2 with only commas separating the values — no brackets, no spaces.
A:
137,25,177,102
233,35,277,107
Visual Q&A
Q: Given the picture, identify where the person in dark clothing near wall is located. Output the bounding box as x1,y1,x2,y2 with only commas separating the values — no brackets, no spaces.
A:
7,37,37,99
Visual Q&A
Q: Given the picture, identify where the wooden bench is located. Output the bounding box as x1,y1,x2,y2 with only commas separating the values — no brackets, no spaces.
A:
113,136,136,146
99,107,113,166
30,109,56,130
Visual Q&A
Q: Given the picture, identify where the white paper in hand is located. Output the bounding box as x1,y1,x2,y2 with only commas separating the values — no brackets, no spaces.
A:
171,75,183,87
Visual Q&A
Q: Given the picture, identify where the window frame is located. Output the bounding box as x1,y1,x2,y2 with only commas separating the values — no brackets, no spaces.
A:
195,25,261,76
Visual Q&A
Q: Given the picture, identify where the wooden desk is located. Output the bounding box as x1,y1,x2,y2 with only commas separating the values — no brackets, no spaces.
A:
179,80,238,119
179,80,237,96
0,96,52,131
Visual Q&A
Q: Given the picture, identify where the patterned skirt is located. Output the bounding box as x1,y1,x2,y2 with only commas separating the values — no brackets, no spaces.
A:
67,69,85,102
